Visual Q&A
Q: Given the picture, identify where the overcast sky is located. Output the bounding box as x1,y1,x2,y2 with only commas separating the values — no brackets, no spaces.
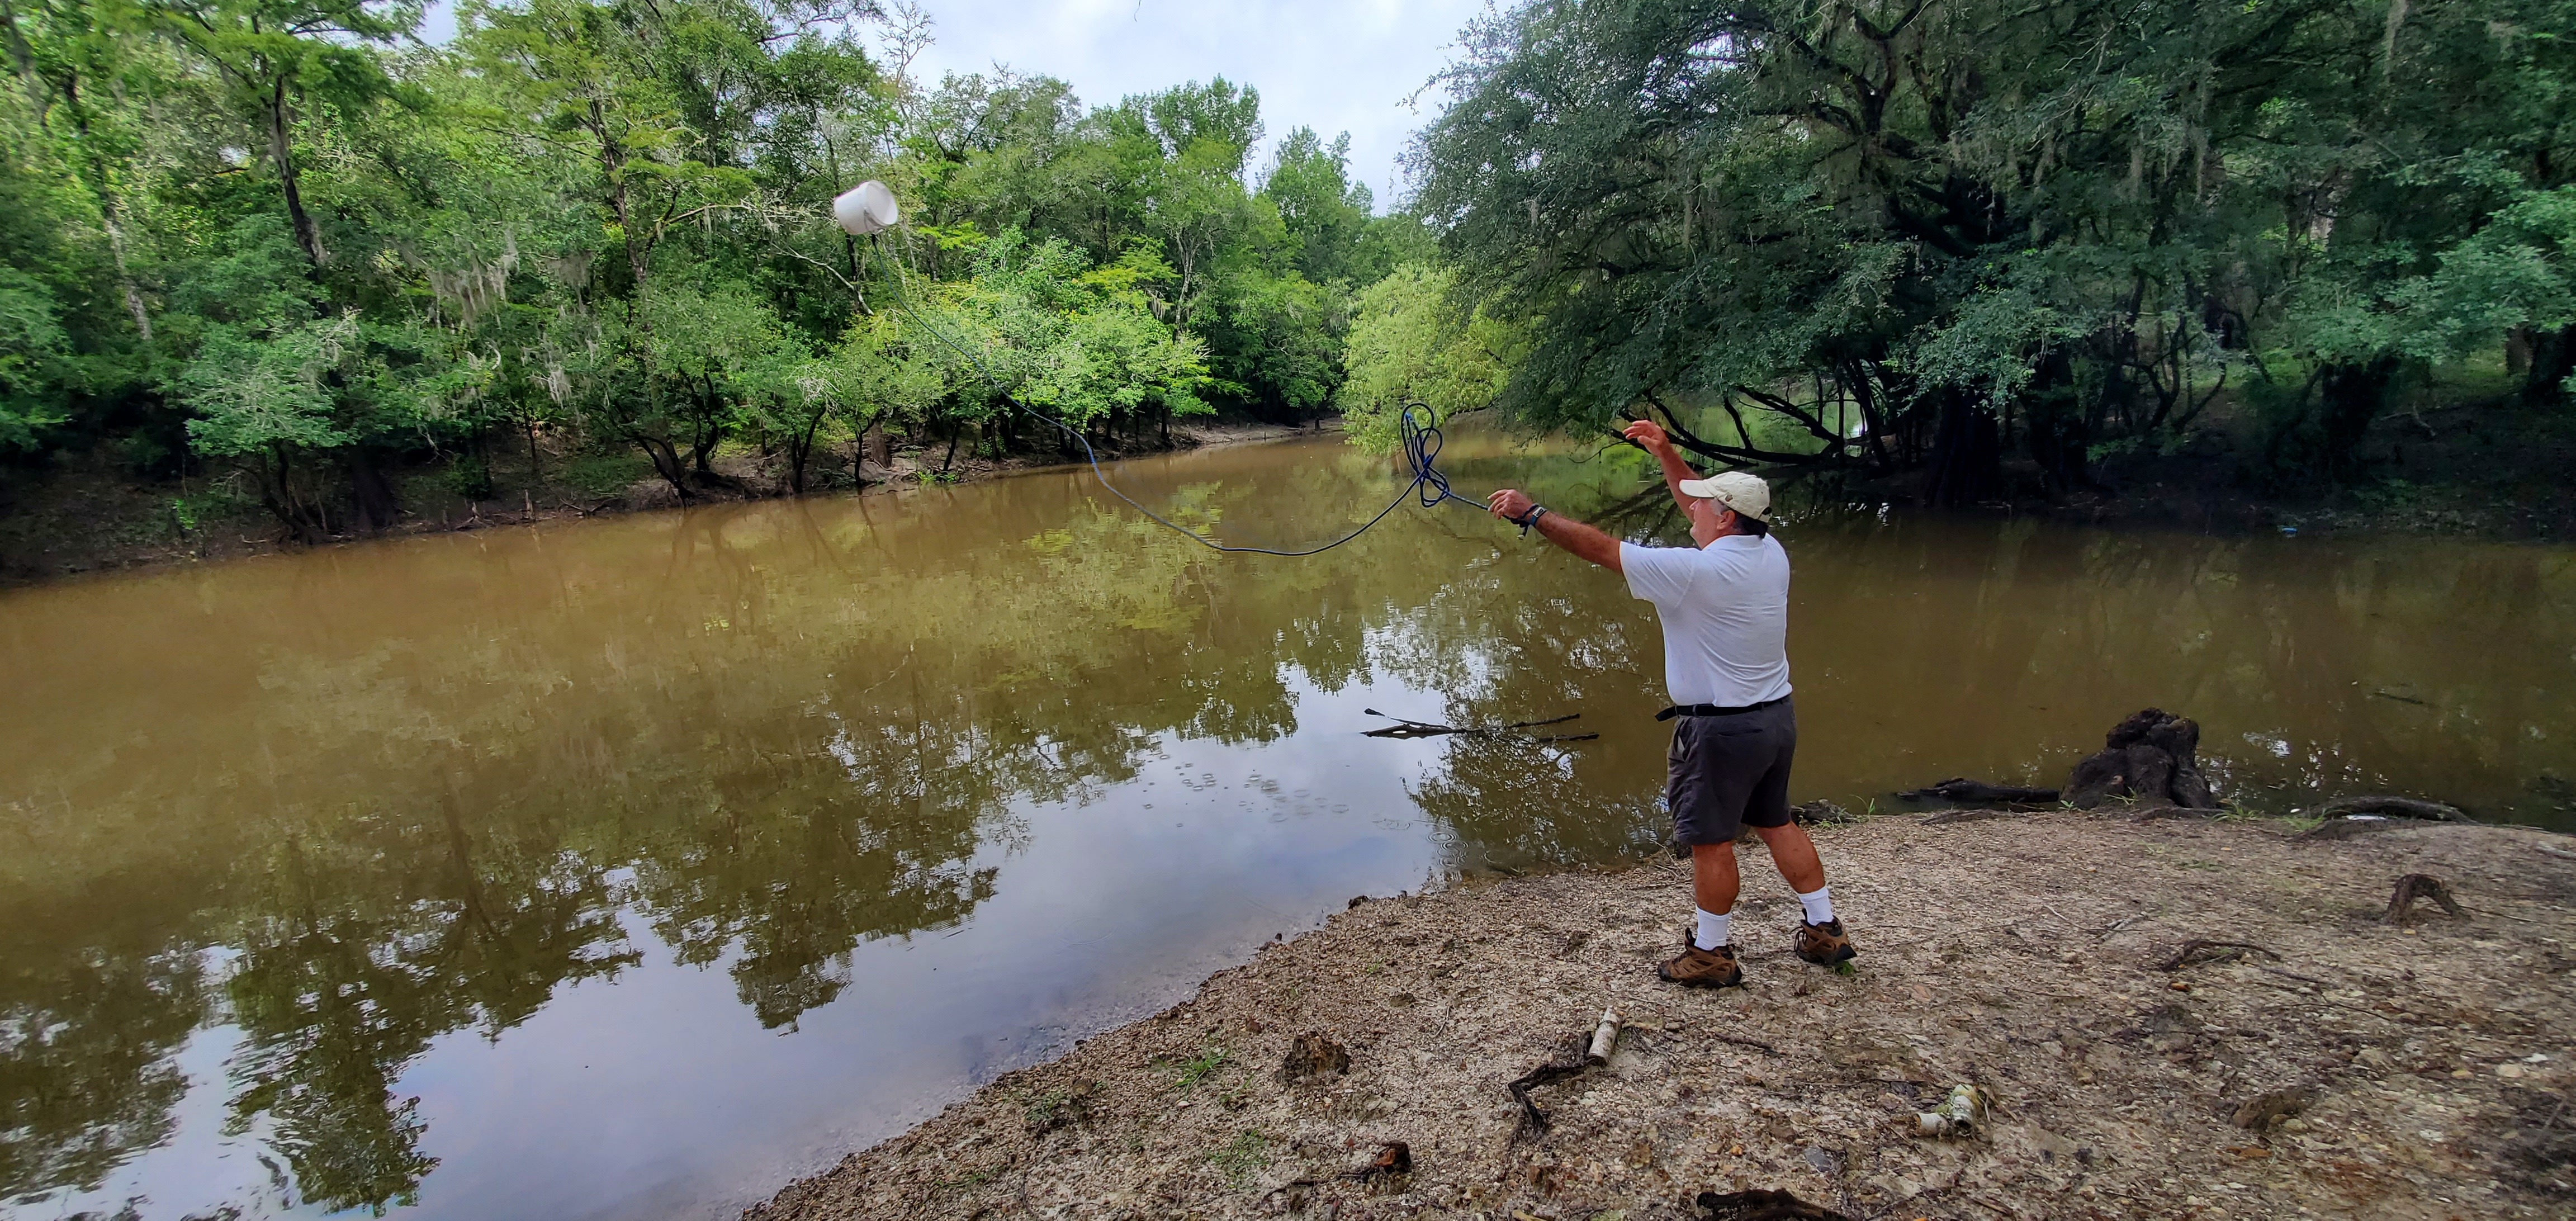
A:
898,1,1488,210
422,1,1490,212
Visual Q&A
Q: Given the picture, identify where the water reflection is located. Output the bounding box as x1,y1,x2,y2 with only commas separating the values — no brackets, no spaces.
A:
1,436,2570,1218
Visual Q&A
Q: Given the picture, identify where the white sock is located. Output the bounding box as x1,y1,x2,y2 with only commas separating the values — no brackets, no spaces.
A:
1797,886,1836,926
1693,908,1731,950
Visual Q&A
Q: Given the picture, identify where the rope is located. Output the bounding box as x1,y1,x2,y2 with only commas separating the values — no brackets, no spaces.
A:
863,239,1483,556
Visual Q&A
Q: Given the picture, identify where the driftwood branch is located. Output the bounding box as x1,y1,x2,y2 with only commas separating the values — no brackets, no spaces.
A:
1361,709,1597,742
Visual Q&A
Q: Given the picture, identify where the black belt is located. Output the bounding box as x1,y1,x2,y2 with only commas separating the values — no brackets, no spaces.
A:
1656,695,1789,721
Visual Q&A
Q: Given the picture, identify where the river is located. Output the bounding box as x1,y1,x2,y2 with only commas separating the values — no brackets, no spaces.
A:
3,433,2570,1220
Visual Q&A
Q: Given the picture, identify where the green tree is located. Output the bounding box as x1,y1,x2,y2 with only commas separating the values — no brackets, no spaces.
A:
1338,263,1519,451
1413,0,2576,496
135,0,418,266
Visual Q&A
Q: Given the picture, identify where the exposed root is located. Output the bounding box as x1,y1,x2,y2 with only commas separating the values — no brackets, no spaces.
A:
2388,873,2467,926
1901,778,2060,804
1922,808,2025,826
2321,795,2473,822
2157,939,2280,971
1505,1035,1593,1139
2232,1085,2316,1129
1692,1187,1854,1220
2298,817,2402,841
1345,1142,1410,1180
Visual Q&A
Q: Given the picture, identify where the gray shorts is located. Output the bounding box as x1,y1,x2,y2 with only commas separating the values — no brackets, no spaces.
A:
1666,698,1797,846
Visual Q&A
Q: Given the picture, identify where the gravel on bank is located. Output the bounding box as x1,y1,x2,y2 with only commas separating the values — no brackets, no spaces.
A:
746,811,2576,1220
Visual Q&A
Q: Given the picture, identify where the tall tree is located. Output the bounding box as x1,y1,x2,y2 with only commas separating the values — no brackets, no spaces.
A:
136,0,416,266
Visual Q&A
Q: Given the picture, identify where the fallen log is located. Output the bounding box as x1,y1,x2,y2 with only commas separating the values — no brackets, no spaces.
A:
1905,708,2224,812
1902,778,2061,804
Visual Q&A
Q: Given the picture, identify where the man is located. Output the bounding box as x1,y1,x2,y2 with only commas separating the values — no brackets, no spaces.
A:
1485,419,1855,988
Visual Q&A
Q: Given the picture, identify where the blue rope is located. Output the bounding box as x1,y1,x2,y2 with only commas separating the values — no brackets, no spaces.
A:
865,239,1483,556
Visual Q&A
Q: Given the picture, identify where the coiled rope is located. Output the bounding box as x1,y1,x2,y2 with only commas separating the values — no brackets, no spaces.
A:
865,240,1483,556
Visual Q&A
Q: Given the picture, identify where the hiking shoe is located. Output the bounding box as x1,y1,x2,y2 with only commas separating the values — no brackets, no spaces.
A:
1658,943,1745,988
1795,919,1857,966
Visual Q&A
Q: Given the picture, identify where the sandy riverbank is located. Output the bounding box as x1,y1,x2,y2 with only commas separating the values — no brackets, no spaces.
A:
746,810,2574,1220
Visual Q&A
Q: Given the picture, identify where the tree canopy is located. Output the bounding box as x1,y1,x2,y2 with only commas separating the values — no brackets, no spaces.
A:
0,0,1424,538
1405,0,2576,500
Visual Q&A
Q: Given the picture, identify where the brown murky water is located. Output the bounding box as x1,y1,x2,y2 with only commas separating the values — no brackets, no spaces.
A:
4,434,2570,1220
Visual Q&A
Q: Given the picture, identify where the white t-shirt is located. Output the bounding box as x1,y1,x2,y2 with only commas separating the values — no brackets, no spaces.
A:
1620,534,1793,707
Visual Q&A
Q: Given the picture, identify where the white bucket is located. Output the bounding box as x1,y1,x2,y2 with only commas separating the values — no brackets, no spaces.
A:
832,181,900,235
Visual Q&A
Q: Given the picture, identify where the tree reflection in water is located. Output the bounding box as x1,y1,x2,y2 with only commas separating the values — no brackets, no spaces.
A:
1,437,2571,1216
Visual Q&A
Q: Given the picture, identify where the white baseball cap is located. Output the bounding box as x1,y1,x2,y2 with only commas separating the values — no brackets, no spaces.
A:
1676,470,1770,522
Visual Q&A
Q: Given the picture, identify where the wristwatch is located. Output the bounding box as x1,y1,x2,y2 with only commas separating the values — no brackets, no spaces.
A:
1517,505,1549,537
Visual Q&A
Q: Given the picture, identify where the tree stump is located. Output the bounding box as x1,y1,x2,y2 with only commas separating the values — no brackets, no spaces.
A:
2064,708,2220,810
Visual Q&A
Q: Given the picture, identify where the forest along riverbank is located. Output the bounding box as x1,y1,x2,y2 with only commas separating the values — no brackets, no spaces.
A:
0,420,1327,584
747,813,2575,1221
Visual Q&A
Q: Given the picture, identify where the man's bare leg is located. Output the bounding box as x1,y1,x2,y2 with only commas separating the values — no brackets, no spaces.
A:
1689,841,1741,916
1755,821,1858,962
1753,822,1825,894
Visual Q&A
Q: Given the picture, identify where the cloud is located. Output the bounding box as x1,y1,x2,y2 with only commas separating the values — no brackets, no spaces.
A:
901,0,1484,211
419,0,1483,212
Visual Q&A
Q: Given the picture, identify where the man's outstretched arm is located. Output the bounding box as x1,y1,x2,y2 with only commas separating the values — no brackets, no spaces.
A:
1622,419,1703,516
1488,489,1622,571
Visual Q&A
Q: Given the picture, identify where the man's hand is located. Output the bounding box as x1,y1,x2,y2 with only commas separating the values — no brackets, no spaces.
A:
1486,487,1622,571
1623,419,1676,454
1626,418,1704,515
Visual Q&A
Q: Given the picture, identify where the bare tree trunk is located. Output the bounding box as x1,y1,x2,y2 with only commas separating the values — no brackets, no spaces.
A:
634,433,690,499
264,83,326,266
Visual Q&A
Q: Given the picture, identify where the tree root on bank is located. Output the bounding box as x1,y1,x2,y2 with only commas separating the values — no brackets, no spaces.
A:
1506,1035,1594,1138
1692,1187,1854,1220
2299,795,2478,841
2129,803,2217,822
2388,873,2466,926
2158,939,2280,971
1902,778,2061,804
1922,808,2026,826
2318,795,2473,822
2296,817,2399,841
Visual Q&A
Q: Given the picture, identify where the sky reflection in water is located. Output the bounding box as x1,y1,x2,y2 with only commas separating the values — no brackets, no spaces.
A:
3,435,2570,1219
